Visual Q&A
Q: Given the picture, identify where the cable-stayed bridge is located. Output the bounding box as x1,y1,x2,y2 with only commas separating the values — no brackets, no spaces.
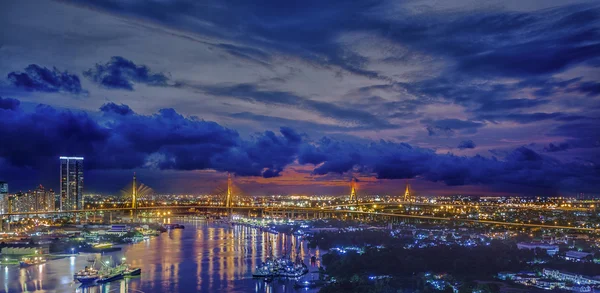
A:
1,175,598,232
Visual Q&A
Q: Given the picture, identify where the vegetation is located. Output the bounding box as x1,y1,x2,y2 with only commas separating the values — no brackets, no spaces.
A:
319,240,534,292
307,230,405,249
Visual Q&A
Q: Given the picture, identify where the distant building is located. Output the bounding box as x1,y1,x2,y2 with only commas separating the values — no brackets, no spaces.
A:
0,244,50,255
0,181,7,214
105,225,130,236
33,185,55,212
542,269,600,285
564,251,593,262
535,279,565,290
517,242,559,255
7,186,55,213
10,192,32,213
60,156,84,211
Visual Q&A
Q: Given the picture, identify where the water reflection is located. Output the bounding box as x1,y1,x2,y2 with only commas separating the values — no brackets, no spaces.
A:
0,220,323,293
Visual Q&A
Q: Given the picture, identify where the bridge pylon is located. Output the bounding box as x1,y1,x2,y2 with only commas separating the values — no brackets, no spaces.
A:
403,180,411,201
131,172,137,222
349,177,358,204
225,173,233,218
132,172,138,209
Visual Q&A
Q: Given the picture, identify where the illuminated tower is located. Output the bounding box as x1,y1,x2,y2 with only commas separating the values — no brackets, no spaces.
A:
349,178,357,203
403,181,411,201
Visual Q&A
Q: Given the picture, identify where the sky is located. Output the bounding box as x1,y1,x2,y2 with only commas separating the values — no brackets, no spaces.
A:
0,0,598,197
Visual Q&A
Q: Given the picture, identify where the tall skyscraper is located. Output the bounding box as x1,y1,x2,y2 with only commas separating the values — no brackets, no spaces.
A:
0,181,7,214
60,157,84,211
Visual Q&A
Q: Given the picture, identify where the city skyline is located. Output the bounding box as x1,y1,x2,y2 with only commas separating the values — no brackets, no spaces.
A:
1,0,599,196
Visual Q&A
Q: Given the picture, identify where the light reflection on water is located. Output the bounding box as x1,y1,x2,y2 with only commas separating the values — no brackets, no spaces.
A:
0,220,323,293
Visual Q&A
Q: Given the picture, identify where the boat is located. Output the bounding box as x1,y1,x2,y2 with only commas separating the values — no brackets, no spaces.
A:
74,265,99,280
93,257,126,284
252,262,275,278
252,256,308,278
76,274,99,284
123,266,142,276
19,256,46,268
96,271,124,283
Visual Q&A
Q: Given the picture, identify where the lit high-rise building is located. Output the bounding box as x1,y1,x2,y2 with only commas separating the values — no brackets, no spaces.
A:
0,181,7,214
34,185,55,212
60,156,84,211
11,192,32,213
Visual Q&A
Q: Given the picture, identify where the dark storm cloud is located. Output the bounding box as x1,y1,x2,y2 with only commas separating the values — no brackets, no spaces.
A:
7,64,85,94
0,98,597,194
0,99,300,178
84,56,169,90
100,102,134,116
457,140,476,150
0,103,109,167
203,83,396,129
0,97,20,110
298,139,599,193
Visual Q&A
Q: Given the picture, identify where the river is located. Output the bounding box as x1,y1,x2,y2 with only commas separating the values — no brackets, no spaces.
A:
0,219,325,293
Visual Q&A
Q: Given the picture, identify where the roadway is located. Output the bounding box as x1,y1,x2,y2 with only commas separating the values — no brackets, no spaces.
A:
1,204,597,232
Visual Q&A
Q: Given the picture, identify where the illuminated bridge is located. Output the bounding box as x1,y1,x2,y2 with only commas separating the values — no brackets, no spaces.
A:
1,174,598,232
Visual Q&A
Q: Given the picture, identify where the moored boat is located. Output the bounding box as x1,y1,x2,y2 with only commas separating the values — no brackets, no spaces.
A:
76,274,99,284
252,256,308,278
74,266,99,280
97,271,124,283
123,267,142,276
19,256,46,268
